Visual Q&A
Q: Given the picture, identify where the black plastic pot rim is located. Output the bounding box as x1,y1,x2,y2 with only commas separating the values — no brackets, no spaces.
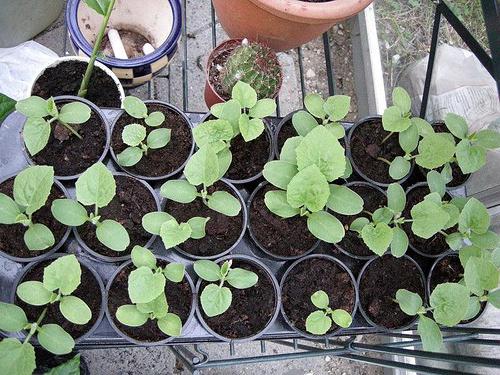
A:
10,253,106,344
73,172,160,263
109,100,195,181
356,254,426,332
346,115,415,188
272,109,299,158
194,254,281,343
0,172,72,264
104,256,196,346
198,112,276,185
246,180,321,261
279,253,359,340
21,95,111,181
167,178,248,260
333,180,387,261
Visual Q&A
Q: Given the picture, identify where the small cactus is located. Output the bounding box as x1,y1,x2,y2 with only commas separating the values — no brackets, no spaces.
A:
220,39,281,100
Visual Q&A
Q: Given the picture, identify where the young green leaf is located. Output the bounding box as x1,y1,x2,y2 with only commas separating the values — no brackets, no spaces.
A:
430,283,469,326
137,292,168,318
399,124,419,153
226,268,258,289
23,117,51,156
0,338,36,375
16,281,52,306
350,217,370,233
292,110,318,137
412,117,434,137
372,207,393,224
458,245,483,267
14,165,54,215
331,309,353,328
418,315,443,352
128,266,166,304
427,170,446,198
456,139,486,174
200,284,232,317
117,146,143,167
324,95,350,121
387,183,406,213
361,222,393,256
193,260,221,282
389,156,411,180
238,114,264,142
58,102,91,124
232,81,258,109
382,106,410,132
264,190,300,218
123,96,148,119
464,256,499,296
51,199,88,226
59,296,91,325
0,93,16,123
411,200,450,239
160,180,198,203
392,87,411,114
489,289,500,308
187,216,209,239
475,129,500,149
307,211,345,244
16,96,49,118
458,197,490,235
43,255,81,295
248,98,276,118
216,148,232,179
311,290,329,309
122,124,146,147
305,310,331,335
470,230,499,250
396,289,423,315
116,304,149,327
145,111,165,127
263,160,298,190
326,185,364,215
415,133,456,169
0,193,21,224
163,263,185,283
0,303,28,332
206,191,242,217
96,219,130,251
147,128,171,149
280,136,303,165
304,93,326,119
391,227,409,257
141,211,174,235
194,120,233,149
24,223,55,251
75,162,116,208
287,165,330,212
160,220,192,249
444,113,468,139
37,324,75,355
84,0,113,15
157,313,182,336
131,245,157,269
184,145,219,187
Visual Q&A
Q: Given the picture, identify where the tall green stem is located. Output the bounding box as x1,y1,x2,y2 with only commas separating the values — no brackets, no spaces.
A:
23,307,48,345
77,0,116,97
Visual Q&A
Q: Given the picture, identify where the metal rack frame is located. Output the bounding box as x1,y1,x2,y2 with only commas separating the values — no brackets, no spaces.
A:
59,0,500,373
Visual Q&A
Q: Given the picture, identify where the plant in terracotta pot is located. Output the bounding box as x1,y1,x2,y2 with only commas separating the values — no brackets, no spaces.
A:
205,39,282,108
197,81,276,183
0,254,103,375
15,95,110,179
160,144,246,259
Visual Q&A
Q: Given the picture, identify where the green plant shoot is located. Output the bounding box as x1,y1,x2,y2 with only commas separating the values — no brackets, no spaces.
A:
305,290,352,335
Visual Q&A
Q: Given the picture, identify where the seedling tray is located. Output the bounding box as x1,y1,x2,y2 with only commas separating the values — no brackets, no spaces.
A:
0,109,449,347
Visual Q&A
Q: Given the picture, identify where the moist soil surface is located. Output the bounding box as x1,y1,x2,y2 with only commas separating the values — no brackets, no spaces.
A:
101,29,151,59
15,259,102,339
0,179,67,259
402,185,455,256
77,176,156,258
31,60,121,108
282,258,355,335
166,182,243,257
200,259,276,339
108,261,192,342
335,184,387,257
359,255,424,329
112,104,192,178
249,184,317,258
350,119,406,184
29,102,107,177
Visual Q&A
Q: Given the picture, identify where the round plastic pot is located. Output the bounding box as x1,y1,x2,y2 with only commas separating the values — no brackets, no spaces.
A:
197,112,275,185
21,95,111,181
272,110,300,157
110,100,195,181
346,115,415,188
357,254,426,331
195,254,281,342
247,181,320,261
204,38,282,109
10,253,106,344
74,173,160,263
333,181,386,261
29,56,125,108
0,173,71,263
170,179,248,260
212,0,374,52
105,256,196,346
279,254,359,339
66,0,182,88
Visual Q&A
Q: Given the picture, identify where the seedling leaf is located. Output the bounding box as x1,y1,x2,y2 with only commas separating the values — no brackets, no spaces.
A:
16,281,52,306
200,284,232,317
206,191,241,217
43,255,81,295
38,324,74,355
326,185,364,215
59,296,91,325
307,211,345,244
161,180,198,203
96,219,130,251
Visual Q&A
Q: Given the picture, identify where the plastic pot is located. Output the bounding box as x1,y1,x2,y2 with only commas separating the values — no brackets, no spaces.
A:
195,254,281,342
105,256,196,346
279,254,358,339
212,0,374,52
272,110,299,157
204,39,282,109
74,173,160,263
346,115,415,188
66,0,182,87
21,95,111,181
247,181,320,261
10,254,106,344
110,100,195,181
0,172,71,263
357,254,426,331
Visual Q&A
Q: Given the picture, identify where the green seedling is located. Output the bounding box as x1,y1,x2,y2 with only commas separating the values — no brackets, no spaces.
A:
78,0,116,97
0,166,56,251
16,96,91,156
263,125,363,243
194,259,258,317
116,96,171,167
0,92,16,123
51,162,130,251
142,211,209,249
305,290,352,335
160,144,242,217
0,255,91,375
292,93,351,139
115,246,185,337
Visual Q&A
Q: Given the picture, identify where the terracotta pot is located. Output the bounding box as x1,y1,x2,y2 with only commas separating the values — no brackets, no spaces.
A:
212,0,374,51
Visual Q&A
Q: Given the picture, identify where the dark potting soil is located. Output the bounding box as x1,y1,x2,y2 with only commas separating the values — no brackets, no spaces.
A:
282,258,355,334
166,182,243,257
112,104,193,178
402,186,455,256
101,29,151,59
359,255,424,329
77,176,156,258
108,261,192,342
15,259,102,339
28,104,106,177
31,60,121,108
335,184,387,257
249,184,317,257
350,119,406,184
0,178,67,259
277,118,298,154
200,259,276,339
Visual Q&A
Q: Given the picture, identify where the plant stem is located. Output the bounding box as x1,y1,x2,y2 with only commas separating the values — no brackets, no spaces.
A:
77,0,116,97
377,157,392,165
381,132,394,144
23,307,48,345
60,120,83,139
439,230,448,236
